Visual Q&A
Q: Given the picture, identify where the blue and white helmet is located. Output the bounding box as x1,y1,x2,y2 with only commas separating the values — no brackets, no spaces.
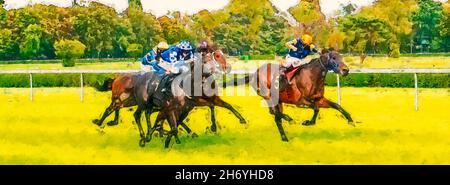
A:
177,40,193,51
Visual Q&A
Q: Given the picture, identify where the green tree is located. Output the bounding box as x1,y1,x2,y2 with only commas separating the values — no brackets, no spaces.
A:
72,2,128,58
360,0,417,56
289,0,326,33
33,5,73,59
339,15,390,56
54,39,86,67
0,29,18,59
341,3,357,16
438,2,450,52
125,5,162,52
127,43,143,59
128,0,142,10
412,0,443,52
158,14,192,44
20,24,44,59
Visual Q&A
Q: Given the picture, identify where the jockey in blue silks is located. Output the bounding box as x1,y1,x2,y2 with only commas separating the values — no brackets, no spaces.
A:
278,34,318,90
158,40,195,93
140,41,169,75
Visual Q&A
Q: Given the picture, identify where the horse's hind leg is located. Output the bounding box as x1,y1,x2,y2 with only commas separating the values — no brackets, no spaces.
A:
177,107,198,137
133,106,146,147
317,98,354,126
213,97,246,124
93,102,115,128
107,109,120,126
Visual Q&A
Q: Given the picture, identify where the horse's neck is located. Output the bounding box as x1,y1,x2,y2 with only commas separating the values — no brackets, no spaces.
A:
298,59,327,82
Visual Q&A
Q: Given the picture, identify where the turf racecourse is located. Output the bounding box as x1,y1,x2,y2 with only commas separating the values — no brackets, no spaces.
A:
0,86,448,164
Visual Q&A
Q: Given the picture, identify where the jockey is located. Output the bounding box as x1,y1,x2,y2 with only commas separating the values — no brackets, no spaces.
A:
158,40,195,93
140,41,170,74
280,34,318,85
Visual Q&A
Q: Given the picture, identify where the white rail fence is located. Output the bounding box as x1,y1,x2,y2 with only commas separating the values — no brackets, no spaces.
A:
1,69,449,111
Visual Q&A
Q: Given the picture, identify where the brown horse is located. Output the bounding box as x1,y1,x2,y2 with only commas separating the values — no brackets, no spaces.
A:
252,48,354,142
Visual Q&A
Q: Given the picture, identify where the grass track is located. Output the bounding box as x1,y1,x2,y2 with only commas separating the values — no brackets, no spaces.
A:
0,86,449,164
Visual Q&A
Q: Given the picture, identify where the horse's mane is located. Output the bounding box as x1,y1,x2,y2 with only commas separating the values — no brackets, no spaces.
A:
290,48,336,78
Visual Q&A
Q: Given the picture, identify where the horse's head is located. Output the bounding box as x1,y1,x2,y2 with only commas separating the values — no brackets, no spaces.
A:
202,46,231,74
319,48,350,76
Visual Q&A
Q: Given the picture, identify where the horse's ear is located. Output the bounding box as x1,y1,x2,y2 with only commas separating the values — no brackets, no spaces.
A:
321,48,329,54
328,47,335,52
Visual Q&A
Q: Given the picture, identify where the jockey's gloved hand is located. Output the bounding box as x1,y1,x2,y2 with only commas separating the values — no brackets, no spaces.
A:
310,44,318,53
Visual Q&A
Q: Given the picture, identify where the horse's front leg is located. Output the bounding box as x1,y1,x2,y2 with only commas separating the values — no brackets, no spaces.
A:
213,97,246,124
269,102,288,142
165,112,180,148
133,106,146,147
93,102,115,128
144,107,153,142
317,98,354,126
107,109,120,126
209,106,217,132
302,103,319,126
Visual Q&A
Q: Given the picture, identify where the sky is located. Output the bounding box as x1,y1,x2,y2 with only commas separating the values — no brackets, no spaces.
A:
3,0,449,17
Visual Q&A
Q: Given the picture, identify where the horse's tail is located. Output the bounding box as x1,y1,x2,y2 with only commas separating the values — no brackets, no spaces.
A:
93,77,115,92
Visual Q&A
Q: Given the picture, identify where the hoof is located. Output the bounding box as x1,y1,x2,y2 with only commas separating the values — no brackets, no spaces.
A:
145,134,152,142
281,136,289,142
139,139,146,147
92,119,101,126
240,119,247,124
288,120,296,125
348,121,356,127
175,139,181,144
302,120,315,126
191,133,199,138
211,125,217,133
107,121,118,126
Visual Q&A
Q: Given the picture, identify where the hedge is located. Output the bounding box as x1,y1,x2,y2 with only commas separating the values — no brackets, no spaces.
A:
0,73,448,89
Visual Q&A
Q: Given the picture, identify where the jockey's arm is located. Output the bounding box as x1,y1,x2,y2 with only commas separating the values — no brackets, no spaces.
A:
310,44,318,53
285,39,298,51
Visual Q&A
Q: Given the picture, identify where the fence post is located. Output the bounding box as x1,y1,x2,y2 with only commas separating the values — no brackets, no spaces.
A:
336,74,341,105
80,73,84,102
414,73,418,111
29,73,33,101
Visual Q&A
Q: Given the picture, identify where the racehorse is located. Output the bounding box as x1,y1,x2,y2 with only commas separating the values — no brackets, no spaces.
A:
92,46,245,147
251,48,354,142
134,49,235,148
145,45,248,142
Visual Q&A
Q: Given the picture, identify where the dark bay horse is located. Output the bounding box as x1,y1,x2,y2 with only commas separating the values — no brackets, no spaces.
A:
145,47,248,142
252,49,354,142
134,50,237,148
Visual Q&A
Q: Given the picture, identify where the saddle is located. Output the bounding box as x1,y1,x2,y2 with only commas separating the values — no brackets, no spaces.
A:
278,66,301,91
282,66,301,83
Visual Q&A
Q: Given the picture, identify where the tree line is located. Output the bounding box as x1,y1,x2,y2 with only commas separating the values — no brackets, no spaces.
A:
0,0,448,61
